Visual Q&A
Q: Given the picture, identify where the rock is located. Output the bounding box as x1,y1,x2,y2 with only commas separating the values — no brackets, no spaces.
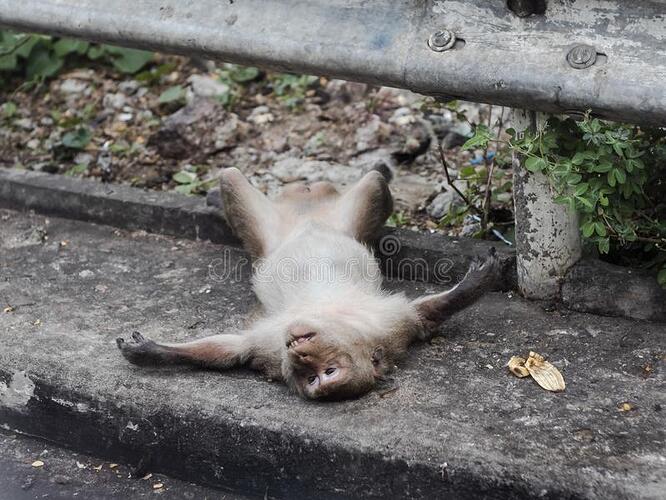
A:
102,93,126,110
73,153,94,167
349,148,394,180
14,118,34,130
355,115,382,151
424,109,454,139
427,190,465,219
460,215,482,237
188,75,230,98
271,158,363,187
118,80,140,94
213,114,241,150
441,130,469,150
248,106,274,125
60,79,88,95
389,107,417,127
392,120,432,164
390,172,436,211
324,79,368,103
149,99,221,159
26,139,40,150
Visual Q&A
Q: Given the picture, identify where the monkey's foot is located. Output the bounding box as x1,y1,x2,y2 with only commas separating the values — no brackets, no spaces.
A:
116,331,173,366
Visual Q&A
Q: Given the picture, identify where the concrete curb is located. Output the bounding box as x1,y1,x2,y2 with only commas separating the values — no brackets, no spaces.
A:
0,168,517,290
1,209,664,500
1,168,663,321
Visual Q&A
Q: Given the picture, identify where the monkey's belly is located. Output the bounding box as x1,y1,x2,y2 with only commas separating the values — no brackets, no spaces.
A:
252,224,383,309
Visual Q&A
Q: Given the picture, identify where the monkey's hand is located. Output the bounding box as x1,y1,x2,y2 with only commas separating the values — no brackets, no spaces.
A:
116,331,175,366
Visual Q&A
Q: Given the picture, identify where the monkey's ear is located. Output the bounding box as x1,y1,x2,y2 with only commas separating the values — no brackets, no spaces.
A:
371,346,386,377
413,248,500,330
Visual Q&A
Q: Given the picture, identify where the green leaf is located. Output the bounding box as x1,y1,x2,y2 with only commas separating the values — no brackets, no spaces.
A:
229,66,260,83
576,195,594,211
574,183,589,196
461,124,492,151
459,166,476,178
172,171,197,184
572,152,586,165
26,47,63,78
2,101,17,118
158,85,186,104
61,127,92,149
566,173,582,185
53,39,89,57
581,221,595,238
106,47,153,73
612,142,624,157
594,222,607,237
86,45,106,60
597,237,610,254
14,35,41,58
613,168,626,184
592,160,613,173
0,53,18,71
174,184,194,195
607,170,617,187
524,156,546,173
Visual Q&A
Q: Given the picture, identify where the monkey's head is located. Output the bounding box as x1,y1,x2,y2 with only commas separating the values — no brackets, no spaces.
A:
281,322,387,400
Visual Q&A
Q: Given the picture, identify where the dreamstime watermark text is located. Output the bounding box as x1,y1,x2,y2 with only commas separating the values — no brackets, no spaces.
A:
207,235,455,284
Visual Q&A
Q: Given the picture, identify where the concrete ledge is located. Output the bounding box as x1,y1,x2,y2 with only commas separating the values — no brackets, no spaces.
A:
0,168,516,290
1,210,664,499
562,259,666,323
1,168,663,321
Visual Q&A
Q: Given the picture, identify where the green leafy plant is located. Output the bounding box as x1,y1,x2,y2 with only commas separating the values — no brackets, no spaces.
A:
158,85,186,105
387,211,410,228
172,169,217,195
269,73,318,109
0,31,153,84
61,126,92,150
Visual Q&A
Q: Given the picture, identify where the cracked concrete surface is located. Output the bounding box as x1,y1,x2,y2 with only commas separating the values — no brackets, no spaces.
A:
0,209,664,499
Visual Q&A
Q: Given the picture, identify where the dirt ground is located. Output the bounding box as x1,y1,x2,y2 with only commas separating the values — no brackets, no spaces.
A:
0,55,512,241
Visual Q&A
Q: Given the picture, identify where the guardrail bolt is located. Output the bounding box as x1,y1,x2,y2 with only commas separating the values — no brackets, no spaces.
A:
428,29,456,52
567,45,597,69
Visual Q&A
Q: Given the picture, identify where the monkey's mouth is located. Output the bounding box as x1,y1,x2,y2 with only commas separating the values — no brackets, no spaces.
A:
286,332,316,349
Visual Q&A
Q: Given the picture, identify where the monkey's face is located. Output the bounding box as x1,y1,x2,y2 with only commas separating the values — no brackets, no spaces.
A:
281,323,382,400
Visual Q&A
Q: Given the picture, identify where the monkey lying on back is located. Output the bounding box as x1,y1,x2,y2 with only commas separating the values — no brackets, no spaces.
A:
117,168,499,400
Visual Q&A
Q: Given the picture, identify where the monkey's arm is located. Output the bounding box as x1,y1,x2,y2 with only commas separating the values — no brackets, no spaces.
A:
116,331,252,369
411,248,500,333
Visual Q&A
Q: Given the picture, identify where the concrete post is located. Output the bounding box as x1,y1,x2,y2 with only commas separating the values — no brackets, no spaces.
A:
512,110,582,300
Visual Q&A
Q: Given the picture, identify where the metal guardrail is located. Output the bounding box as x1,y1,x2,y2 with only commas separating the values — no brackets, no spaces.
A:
0,0,665,126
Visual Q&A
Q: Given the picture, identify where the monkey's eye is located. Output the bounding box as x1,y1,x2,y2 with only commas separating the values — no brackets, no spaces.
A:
324,367,337,376
307,375,318,385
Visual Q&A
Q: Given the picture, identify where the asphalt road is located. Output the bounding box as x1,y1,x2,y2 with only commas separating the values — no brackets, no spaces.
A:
0,429,253,500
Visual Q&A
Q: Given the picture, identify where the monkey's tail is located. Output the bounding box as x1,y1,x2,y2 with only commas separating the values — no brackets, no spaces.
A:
412,247,500,330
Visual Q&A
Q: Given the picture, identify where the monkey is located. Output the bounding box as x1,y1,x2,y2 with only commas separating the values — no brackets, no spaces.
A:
117,167,499,400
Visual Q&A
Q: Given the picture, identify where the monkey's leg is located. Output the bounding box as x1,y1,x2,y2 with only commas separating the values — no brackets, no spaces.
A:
220,167,280,257
116,331,249,369
412,248,500,332
334,170,393,243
